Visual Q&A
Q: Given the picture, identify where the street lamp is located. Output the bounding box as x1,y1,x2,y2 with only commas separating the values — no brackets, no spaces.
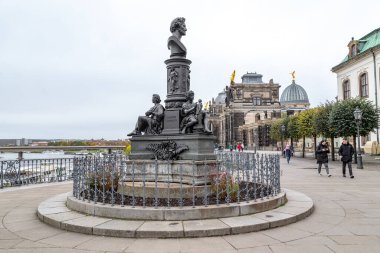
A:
281,125,286,157
353,107,363,169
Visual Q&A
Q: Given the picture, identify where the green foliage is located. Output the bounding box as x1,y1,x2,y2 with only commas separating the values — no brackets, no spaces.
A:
268,98,378,146
49,140,90,146
314,101,336,138
269,118,283,141
329,98,379,137
288,114,302,140
282,116,291,139
298,108,320,137
125,144,131,155
270,117,290,141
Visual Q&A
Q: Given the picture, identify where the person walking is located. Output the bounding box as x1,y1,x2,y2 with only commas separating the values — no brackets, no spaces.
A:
338,138,355,178
284,143,293,164
316,140,331,177
237,143,242,152
241,143,244,152
229,144,233,152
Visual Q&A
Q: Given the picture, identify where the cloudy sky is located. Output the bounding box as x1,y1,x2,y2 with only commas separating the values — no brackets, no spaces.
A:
1,0,379,139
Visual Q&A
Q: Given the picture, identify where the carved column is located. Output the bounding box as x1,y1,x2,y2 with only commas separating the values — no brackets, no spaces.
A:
162,57,192,134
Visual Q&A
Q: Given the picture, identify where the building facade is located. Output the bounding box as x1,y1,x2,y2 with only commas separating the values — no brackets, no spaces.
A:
209,72,282,150
331,28,380,143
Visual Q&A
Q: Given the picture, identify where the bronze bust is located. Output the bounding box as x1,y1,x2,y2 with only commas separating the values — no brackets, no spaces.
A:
168,17,187,58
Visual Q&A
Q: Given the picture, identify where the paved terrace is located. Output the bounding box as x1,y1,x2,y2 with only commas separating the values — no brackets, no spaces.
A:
1,155,380,253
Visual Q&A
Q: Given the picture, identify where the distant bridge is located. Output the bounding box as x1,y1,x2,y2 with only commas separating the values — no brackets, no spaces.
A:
0,146,125,159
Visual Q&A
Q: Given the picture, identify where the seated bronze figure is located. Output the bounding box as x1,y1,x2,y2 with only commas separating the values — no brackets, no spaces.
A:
180,91,212,134
127,94,165,136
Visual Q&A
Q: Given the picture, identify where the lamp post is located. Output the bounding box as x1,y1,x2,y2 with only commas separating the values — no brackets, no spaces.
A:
281,125,286,157
254,128,258,153
353,107,363,169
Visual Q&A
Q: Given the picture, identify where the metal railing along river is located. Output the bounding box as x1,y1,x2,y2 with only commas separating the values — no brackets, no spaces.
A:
1,158,74,188
72,152,281,208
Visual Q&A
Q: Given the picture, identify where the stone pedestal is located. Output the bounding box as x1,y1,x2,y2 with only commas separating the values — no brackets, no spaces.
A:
162,109,181,135
117,182,212,198
122,159,218,185
129,134,216,161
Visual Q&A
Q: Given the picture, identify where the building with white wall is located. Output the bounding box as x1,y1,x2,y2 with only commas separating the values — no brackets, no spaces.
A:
331,28,380,143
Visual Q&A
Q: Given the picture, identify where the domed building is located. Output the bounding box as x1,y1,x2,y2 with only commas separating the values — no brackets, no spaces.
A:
280,79,310,115
214,91,226,105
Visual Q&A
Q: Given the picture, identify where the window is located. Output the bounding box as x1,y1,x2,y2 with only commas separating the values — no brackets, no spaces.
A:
343,80,350,100
252,97,261,106
236,89,242,99
359,73,368,97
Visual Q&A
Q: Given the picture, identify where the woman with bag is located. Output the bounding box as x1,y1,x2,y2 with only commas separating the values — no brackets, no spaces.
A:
316,139,331,177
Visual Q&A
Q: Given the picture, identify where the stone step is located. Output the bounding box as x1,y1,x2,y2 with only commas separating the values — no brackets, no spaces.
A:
66,191,287,221
37,189,313,238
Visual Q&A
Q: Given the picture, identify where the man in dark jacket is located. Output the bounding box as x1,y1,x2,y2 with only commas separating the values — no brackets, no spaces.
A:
338,138,355,178
316,140,331,177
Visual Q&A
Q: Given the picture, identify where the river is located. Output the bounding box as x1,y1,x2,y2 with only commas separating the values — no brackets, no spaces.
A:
0,152,75,161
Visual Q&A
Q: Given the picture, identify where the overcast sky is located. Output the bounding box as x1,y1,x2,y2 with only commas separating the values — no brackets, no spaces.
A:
1,0,379,139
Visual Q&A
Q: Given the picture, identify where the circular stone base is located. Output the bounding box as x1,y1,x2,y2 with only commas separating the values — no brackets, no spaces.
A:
66,191,287,221
37,189,314,238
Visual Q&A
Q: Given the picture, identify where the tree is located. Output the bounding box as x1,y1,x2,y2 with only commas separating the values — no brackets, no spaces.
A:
298,108,320,158
288,114,301,146
314,101,336,160
282,116,291,140
329,98,379,163
270,117,289,153
269,118,283,142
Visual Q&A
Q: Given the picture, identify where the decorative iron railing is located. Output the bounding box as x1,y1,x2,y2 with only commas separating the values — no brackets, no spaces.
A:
0,158,74,188
72,152,281,208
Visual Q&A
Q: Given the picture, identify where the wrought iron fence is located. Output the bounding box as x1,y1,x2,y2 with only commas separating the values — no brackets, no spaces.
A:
72,152,281,208
0,158,74,188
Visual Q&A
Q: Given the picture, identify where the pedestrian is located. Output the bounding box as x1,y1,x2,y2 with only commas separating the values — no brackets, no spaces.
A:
316,139,331,177
284,143,293,164
241,143,244,152
229,144,233,152
237,143,242,152
338,138,355,178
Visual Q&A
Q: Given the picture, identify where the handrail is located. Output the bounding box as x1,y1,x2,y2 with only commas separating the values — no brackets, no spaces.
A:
0,146,125,152
1,157,75,189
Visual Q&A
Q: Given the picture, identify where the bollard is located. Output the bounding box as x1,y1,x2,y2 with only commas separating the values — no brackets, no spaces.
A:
18,151,23,160
1,162,3,189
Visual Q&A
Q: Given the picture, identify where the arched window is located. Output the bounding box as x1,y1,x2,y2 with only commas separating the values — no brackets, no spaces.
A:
343,80,350,100
252,97,261,106
359,73,368,97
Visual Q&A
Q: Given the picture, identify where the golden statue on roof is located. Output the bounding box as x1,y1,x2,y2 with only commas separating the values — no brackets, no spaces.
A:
290,71,296,81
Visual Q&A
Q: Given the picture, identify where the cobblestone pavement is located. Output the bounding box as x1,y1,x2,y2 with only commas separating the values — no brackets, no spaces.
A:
1,156,380,253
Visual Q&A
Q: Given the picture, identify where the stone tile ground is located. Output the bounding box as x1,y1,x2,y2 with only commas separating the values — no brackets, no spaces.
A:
1,155,380,252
